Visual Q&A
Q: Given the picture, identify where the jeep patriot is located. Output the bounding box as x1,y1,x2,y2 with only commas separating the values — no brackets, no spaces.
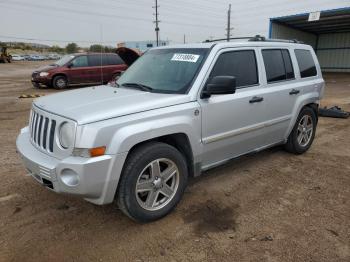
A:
17,38,325,222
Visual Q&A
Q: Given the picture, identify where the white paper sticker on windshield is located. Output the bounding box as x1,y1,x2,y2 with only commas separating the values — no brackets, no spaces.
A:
171,53,200,63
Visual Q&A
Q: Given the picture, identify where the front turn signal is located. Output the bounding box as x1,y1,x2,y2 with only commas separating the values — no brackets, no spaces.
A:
89,146,106,157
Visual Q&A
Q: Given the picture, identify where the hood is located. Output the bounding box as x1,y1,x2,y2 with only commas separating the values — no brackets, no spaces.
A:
34,64,58,72
33,85,191,124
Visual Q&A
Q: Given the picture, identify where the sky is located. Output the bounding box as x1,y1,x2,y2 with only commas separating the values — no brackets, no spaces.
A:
0,0,235,47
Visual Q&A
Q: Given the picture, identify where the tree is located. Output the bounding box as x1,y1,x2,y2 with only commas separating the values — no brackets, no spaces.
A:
89,44,104,52
49,45,64,53
66,43,78,53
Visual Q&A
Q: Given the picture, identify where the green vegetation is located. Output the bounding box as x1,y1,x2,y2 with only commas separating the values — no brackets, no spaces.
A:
65,43,78,53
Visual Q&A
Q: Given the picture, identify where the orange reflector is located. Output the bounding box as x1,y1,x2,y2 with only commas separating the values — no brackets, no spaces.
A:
89,146,106,157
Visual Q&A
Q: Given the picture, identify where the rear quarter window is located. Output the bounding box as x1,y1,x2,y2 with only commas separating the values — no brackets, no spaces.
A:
294,49,317,78
107,54,125,65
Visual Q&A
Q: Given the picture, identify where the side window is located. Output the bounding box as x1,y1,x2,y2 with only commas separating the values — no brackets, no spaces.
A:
88,55,102,67
108,54,125,65
295,49,317,78
102,55,110,66
262,49,294,83
71,56,88,67
210,50,258,88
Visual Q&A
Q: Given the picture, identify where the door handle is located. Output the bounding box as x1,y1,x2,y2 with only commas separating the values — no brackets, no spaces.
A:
289,89,300,95
249,96,264,103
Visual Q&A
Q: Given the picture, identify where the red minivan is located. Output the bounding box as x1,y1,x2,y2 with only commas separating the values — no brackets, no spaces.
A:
31,51,138,89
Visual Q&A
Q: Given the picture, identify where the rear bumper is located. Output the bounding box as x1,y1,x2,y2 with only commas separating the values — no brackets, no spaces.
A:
16,128,124,205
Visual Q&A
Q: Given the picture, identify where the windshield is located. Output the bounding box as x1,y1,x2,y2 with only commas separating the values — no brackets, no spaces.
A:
54,55,75,66
117,48,209,94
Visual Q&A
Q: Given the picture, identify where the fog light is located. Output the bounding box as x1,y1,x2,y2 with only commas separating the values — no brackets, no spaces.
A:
60,168,79,186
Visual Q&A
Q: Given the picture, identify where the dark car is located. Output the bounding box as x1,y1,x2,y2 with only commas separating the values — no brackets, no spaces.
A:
31,52,131,89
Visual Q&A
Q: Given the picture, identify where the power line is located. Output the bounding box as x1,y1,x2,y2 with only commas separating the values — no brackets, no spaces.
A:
60,0,226,21
2,0,223,29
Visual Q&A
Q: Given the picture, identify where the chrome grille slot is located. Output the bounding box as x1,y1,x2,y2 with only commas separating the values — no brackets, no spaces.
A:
37,115,43,146
29,108,57,153
49,120,56,152
43,117,49,149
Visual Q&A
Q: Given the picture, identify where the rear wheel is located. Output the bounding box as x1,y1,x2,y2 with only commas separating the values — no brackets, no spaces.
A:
284,107,317,154
53,75,68,89
117,142,188,222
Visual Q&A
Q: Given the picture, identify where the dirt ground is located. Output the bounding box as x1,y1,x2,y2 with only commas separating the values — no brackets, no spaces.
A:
0,61,349,262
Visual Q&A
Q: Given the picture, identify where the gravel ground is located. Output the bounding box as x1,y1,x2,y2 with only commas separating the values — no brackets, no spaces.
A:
0,61,349,262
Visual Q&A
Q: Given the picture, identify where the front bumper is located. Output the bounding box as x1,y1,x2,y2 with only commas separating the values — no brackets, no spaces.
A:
16,129,122,205
31,74,51,86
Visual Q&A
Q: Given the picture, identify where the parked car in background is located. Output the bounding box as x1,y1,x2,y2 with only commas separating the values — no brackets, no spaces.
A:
11,54,25,61
48,54,61,60
31,52,136,89
17,38,324,222
23,54,31,61
28,55,40,61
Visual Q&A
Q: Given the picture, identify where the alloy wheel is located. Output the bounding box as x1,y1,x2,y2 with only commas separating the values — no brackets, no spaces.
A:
135,158,179,211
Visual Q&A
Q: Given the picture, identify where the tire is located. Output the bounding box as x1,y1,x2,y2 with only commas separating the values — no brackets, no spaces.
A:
117,142,188,223
53,75,68,89
284,106,317,154
112,73,121,81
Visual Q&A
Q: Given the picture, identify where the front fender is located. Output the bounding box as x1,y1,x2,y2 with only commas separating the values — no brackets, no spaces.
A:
108,114,201,160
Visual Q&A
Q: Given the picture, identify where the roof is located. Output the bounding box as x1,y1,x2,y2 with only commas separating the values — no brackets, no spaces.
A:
271,7,350,34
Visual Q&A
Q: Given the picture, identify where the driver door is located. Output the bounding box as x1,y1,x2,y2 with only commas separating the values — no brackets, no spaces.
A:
199,48,270,168
68,55,92,84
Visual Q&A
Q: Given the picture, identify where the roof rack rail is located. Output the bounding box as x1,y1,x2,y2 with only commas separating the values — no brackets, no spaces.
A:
203,35,303,44
249,35,303,44
203,36,253,43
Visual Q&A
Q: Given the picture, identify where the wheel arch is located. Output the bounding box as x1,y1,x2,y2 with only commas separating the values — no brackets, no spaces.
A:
51,73,68,86
286,98,319,140
125,133,195,178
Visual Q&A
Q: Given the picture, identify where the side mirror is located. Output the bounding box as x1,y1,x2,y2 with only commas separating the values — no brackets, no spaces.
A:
201,76,236,99
67,62,73,68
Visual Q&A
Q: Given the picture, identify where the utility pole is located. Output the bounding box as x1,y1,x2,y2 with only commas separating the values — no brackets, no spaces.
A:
153,0,160,46
183,34,186,44
226,4,233,41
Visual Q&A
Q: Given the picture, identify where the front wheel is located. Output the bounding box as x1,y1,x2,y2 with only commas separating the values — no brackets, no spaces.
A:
117,142,188,222
284,107,317,154
53,75,68,89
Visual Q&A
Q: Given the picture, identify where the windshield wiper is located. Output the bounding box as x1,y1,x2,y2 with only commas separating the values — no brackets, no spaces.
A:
120,82,153,92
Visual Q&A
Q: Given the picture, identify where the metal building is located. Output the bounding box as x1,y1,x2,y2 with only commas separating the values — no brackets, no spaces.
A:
270,8,350,72
117,40,169,53
229,0,349,72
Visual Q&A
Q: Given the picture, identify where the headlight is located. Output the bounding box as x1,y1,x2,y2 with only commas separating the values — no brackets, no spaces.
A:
39,72,49,77
59,122,74,149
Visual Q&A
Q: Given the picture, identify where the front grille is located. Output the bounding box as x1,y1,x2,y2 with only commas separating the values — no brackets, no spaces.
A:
30,109,56,153
32,71,39,79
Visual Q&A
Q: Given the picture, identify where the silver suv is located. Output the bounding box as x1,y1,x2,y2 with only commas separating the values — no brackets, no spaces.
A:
17,38,325,222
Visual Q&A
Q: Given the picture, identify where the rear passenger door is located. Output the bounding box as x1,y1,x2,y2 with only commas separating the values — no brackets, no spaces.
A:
259,48,299,144
87,54,104,84
102,54,127,82
199,48,272,167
